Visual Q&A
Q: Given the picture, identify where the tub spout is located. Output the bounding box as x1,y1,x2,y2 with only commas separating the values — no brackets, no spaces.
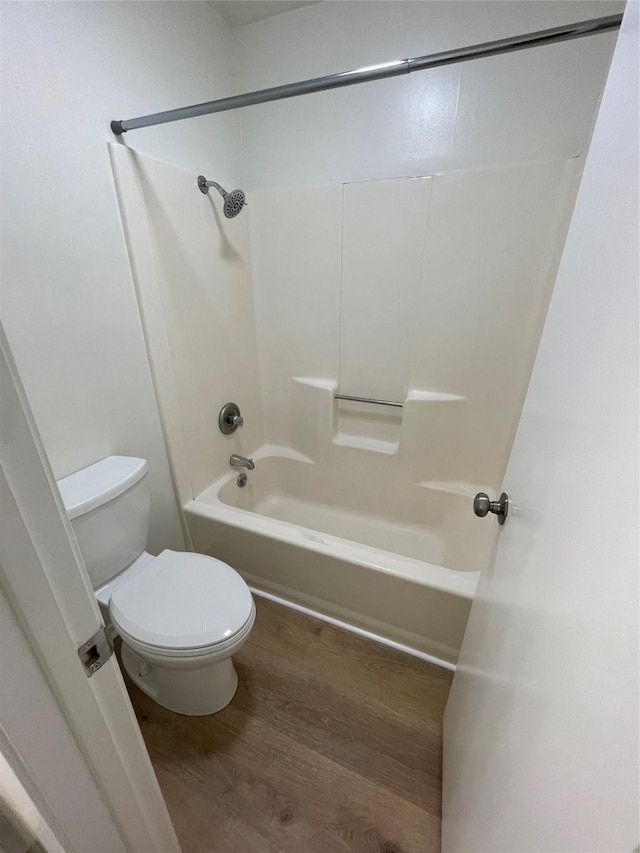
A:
230,454,255,471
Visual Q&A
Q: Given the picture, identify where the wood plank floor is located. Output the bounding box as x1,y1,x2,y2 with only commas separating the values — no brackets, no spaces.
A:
122,597,453,853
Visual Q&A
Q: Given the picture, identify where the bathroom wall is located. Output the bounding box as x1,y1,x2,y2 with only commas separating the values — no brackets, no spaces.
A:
0,1,244,552
234,0,621,190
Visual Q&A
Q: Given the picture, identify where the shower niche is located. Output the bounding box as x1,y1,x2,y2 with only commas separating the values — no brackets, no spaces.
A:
291,377,405,456
334,397,403,454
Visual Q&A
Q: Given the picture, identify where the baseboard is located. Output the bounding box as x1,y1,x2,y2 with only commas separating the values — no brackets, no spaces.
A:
249,585,456,672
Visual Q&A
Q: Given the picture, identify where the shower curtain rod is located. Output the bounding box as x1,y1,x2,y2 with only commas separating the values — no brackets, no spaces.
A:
110,14,621,135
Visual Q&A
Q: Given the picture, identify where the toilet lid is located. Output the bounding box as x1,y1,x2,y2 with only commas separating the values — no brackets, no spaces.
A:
109,550,253,651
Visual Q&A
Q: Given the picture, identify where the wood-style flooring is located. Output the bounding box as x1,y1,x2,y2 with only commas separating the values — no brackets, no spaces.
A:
123,596,453,853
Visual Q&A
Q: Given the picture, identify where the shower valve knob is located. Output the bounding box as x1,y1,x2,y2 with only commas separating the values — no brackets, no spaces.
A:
473,491,509,525
218,402,244,435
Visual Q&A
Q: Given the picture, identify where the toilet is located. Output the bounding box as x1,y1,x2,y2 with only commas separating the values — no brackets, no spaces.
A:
57,455,255,716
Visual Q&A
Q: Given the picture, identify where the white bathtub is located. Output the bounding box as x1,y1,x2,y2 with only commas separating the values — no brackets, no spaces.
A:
184,448,496,666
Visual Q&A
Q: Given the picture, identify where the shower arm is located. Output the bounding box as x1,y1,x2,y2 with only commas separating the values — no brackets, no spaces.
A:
110,15,621,135
197,177,226,197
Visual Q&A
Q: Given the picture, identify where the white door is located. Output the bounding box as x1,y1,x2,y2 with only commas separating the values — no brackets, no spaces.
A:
442,5,639,852
0,323,181,853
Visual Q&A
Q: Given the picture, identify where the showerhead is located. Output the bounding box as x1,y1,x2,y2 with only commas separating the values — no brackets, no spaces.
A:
197,175,247,218
221,188,247,219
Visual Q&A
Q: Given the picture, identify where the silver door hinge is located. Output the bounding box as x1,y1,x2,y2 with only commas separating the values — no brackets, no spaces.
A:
78,626,113,677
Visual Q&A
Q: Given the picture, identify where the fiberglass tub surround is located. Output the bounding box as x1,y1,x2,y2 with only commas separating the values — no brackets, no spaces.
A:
111,141,583,664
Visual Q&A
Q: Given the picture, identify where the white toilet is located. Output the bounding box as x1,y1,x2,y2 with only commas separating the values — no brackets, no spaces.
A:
57,455,255,716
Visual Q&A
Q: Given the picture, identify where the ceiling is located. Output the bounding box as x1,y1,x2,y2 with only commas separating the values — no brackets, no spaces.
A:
211,1,320,29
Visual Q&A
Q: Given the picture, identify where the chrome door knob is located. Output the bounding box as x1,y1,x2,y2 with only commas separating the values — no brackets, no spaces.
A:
473,492,510,525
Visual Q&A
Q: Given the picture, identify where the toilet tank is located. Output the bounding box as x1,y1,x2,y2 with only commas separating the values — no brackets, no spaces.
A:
57,456,150,590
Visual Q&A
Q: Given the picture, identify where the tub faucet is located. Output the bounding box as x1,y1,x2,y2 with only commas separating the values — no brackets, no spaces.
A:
229,454,255,471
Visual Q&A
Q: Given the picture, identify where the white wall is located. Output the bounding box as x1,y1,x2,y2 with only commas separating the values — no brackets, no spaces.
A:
234,0,620,190
0,1,244,552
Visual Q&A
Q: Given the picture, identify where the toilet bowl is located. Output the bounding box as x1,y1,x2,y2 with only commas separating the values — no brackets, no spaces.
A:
107,549,254,715
57,455,254,716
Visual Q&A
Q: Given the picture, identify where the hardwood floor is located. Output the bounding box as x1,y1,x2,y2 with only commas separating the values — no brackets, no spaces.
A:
122,596,453,853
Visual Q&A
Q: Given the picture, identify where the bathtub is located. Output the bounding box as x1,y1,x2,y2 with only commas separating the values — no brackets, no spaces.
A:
184,448,496,666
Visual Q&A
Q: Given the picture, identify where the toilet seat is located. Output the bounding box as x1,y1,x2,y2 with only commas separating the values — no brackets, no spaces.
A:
109,550,254,654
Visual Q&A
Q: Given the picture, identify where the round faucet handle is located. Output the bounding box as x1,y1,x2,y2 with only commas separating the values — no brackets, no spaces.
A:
218,402,244,434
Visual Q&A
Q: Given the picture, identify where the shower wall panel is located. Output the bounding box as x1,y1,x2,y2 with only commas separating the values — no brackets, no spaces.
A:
339,177,432,404
250,158,581,490
111,146,263,502
249,186,342,442
410,158,582,486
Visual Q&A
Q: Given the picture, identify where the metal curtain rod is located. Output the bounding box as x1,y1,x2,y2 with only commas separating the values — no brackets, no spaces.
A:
110,14,621,135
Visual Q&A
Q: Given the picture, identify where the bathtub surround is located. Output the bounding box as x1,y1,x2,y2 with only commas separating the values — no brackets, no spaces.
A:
112,145,581,663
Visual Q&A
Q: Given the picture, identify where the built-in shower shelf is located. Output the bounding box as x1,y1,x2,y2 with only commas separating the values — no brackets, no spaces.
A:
333,433,399,455
406,390,467,403
334,392,403,452
292,376,337,392
289,377,467,456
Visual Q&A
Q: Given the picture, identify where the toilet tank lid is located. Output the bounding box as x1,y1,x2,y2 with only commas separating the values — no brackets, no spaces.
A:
57,456,148,520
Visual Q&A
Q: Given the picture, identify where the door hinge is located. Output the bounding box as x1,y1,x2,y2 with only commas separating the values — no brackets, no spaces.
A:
78,626,113,677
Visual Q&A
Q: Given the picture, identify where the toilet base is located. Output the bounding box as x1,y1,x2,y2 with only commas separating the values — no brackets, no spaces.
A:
121,643,239,716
